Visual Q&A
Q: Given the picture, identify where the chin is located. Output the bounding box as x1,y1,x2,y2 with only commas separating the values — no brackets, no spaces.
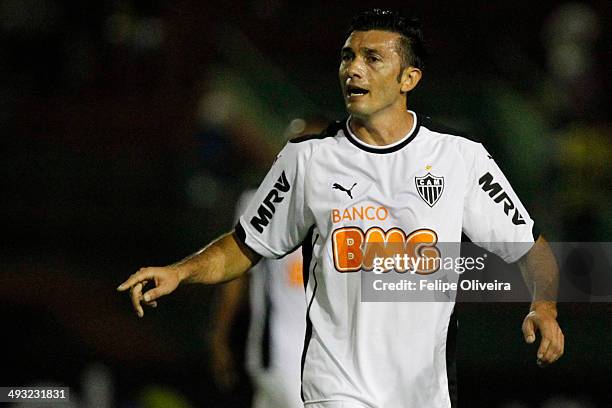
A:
345,104,369,118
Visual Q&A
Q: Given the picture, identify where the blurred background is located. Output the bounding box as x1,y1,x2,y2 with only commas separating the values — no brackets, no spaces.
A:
1,0,611,407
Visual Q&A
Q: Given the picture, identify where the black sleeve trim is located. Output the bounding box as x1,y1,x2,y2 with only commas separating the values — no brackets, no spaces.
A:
532,225,541,242
234,221,247,245
234,220,308,261
233,221,264,266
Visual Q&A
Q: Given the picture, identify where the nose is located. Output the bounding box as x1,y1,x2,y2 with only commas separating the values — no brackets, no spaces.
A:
344,57,364,79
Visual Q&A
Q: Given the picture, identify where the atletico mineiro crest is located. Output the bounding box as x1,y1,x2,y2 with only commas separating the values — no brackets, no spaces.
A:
415,173,445,207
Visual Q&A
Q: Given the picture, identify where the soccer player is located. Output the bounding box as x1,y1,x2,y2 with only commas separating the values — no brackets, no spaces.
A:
118,9,564,407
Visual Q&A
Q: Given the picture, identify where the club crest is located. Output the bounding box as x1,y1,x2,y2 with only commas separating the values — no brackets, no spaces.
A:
415,173,444,207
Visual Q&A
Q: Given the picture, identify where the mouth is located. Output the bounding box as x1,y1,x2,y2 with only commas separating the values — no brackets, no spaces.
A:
345,84,369,98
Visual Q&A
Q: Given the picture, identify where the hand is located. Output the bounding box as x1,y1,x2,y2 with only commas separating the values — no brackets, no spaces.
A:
117,266,181,317
522,303,564,366
210,336,239,391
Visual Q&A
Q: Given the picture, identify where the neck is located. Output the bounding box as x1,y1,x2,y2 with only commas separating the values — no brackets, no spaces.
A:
349,107,414,146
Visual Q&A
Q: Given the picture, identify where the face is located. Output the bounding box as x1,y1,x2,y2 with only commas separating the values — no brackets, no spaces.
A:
339,30,416,119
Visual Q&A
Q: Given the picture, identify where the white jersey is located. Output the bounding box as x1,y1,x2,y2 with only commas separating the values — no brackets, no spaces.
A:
236,111,537,408
235,192,306,408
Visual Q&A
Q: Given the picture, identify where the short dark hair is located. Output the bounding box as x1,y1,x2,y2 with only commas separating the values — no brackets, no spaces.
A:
349,9,427,73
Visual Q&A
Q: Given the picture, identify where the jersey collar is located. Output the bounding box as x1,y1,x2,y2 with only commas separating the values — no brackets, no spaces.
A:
343,110,420,154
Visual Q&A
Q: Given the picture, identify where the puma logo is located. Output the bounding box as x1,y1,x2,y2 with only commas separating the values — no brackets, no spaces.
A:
333,182,357,199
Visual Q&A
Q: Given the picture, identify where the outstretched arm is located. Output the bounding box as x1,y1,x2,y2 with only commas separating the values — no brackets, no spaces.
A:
517,235,564,366
117,230,261,317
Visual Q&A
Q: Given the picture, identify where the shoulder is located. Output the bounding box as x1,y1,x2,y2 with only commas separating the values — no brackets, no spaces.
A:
419,115,478,143
418,114,485,155
289,118,345,144
280,118,345,163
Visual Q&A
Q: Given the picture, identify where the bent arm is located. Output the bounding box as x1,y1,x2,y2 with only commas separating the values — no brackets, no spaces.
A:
174,230,261,285
117,230,261,317
517,235,564,365
517,235,559,314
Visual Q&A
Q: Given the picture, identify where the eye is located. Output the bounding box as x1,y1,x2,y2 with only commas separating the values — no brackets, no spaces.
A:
341,53,352,62
367,55,381,63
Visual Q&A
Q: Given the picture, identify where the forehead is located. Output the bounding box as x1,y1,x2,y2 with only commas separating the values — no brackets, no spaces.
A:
342,30,401,54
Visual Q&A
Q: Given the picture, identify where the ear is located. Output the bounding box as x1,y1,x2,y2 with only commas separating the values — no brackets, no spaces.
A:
400,67,422,93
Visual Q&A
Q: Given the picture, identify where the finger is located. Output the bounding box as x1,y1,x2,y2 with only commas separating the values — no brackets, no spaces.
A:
546,329,564,364
537,334,552,361
117,268,156,291
542,340,558,363
143,287,168,303
549,342,564,364
139,279,158,306
141,281,155,306
522,316,536,344
539,349,559,366
542,322,566,363
130,282,144,317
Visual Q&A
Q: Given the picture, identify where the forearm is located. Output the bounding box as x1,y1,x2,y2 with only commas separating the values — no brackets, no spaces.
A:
172,231,261,285
517,236,559,314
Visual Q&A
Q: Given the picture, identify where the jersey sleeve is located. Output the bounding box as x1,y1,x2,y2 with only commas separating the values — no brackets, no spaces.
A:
235,142,313,258
462,142,539,263
234,190,257,224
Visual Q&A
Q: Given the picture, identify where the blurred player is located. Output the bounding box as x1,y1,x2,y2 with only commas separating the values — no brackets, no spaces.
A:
119,9,564,407
210,118,325,408
210,191,304,408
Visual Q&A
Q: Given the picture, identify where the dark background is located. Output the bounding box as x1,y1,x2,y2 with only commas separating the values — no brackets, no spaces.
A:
1,0,611,407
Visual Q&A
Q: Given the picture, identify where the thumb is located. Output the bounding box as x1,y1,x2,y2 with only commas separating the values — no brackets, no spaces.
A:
522,317,536,344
